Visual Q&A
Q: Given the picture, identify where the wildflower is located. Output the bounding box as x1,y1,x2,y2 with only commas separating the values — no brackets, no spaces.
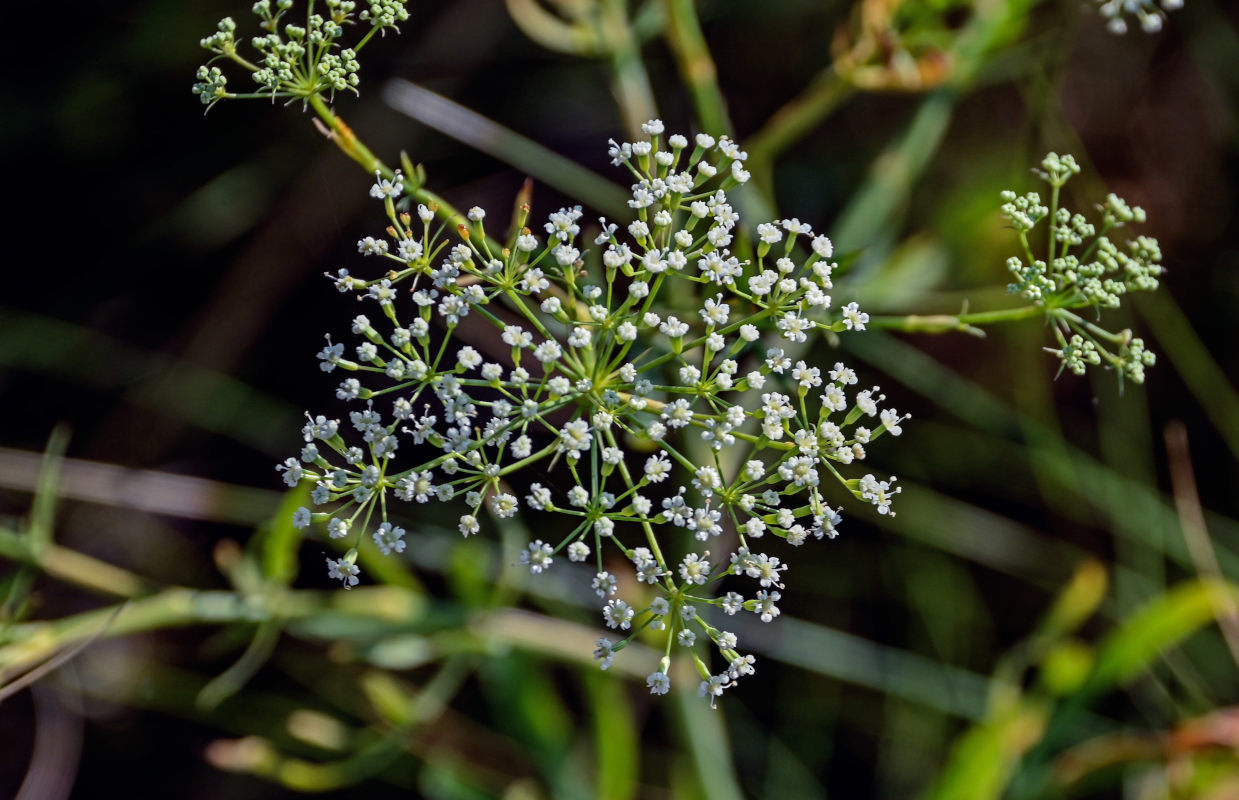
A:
372,522,406,555
594,638,616,670
520,540,554,574
603,599,635,630
269,118,907,701
326,557,360,588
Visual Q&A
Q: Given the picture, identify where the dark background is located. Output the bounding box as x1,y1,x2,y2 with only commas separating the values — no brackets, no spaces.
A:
3,0,1239,796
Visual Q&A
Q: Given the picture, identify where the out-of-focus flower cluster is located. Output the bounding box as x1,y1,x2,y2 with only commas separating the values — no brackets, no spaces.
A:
1090,0,1183,34
1001,152,1163,385
280,121,907,704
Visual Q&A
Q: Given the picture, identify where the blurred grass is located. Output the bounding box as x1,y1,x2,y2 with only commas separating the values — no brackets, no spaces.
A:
3,0,1239,797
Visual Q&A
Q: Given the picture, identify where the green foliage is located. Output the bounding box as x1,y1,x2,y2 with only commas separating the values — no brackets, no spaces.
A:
4,0,1237,796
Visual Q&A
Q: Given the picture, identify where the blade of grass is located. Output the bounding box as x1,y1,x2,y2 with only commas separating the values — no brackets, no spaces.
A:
0,527,147,599
599,0,661,138
833,90,959,254
672,673,745,800
586,670,640,800
920,701,1051,800
734,614,990,721
0,309,296,456
662,0,732,136
381,79,631,219
1140,291,1239,465
1011,579,1239,798
28,426,70,554
1164,422,1239,666
0,445,280,526
844,331,1239,572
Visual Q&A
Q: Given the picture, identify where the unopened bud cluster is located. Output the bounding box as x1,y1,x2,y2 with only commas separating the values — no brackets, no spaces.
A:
1091,0,1183,34
193,0,409,109
1001,153,1163,385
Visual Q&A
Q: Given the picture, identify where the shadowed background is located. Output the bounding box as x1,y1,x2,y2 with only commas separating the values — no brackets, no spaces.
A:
3,0,1239,797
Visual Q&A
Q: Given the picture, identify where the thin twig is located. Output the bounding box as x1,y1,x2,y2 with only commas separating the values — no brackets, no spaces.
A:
1163,421,1239,668
0,604,125,703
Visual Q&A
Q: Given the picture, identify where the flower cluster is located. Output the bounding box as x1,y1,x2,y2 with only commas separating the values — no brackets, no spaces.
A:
1090,0,1183,34
1001,153,1163,385
193,0,409,109
279,121,907,704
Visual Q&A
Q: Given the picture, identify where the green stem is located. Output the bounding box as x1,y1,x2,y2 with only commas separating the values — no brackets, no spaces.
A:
745,66,854,169
0,528,147,599
305,94,473,234
599,0,660,138
662,0,733,136
604,429,676,593
496,443,560,478
868,304,1046,335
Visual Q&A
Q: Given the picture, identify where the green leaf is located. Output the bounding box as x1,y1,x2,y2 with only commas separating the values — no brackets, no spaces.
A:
587,671,639,800
1086,578,1239,693
30,425,70,553
920,702,1050,800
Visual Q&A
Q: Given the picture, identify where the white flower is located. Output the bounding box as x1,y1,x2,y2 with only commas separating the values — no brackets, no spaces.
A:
568,486,590,507
533,340,563,363
502,325,533,348
858,474,900,515
792,361,822,389
782,218,810,235
357,236,388,255
700,294,731,326
568,326,592,348
490,492,520,518
757,222,782,244
285,120,917,697
557,419,593,457
369,170,403,200
660,316,689,337
594,637,616,669
326,557,360,588
679,553,711,584
830,362,857,385
766,348,791,373
520,540,555,573
553,244,580,266
822,384,847,412
753,590,781,622
880,408,907,436
643,453,672,482
777,312,814,343
372,522,407,555
603,599,635,630
698,674,730,707
856,388,882,417
593,571,617,598
841,301,869,331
